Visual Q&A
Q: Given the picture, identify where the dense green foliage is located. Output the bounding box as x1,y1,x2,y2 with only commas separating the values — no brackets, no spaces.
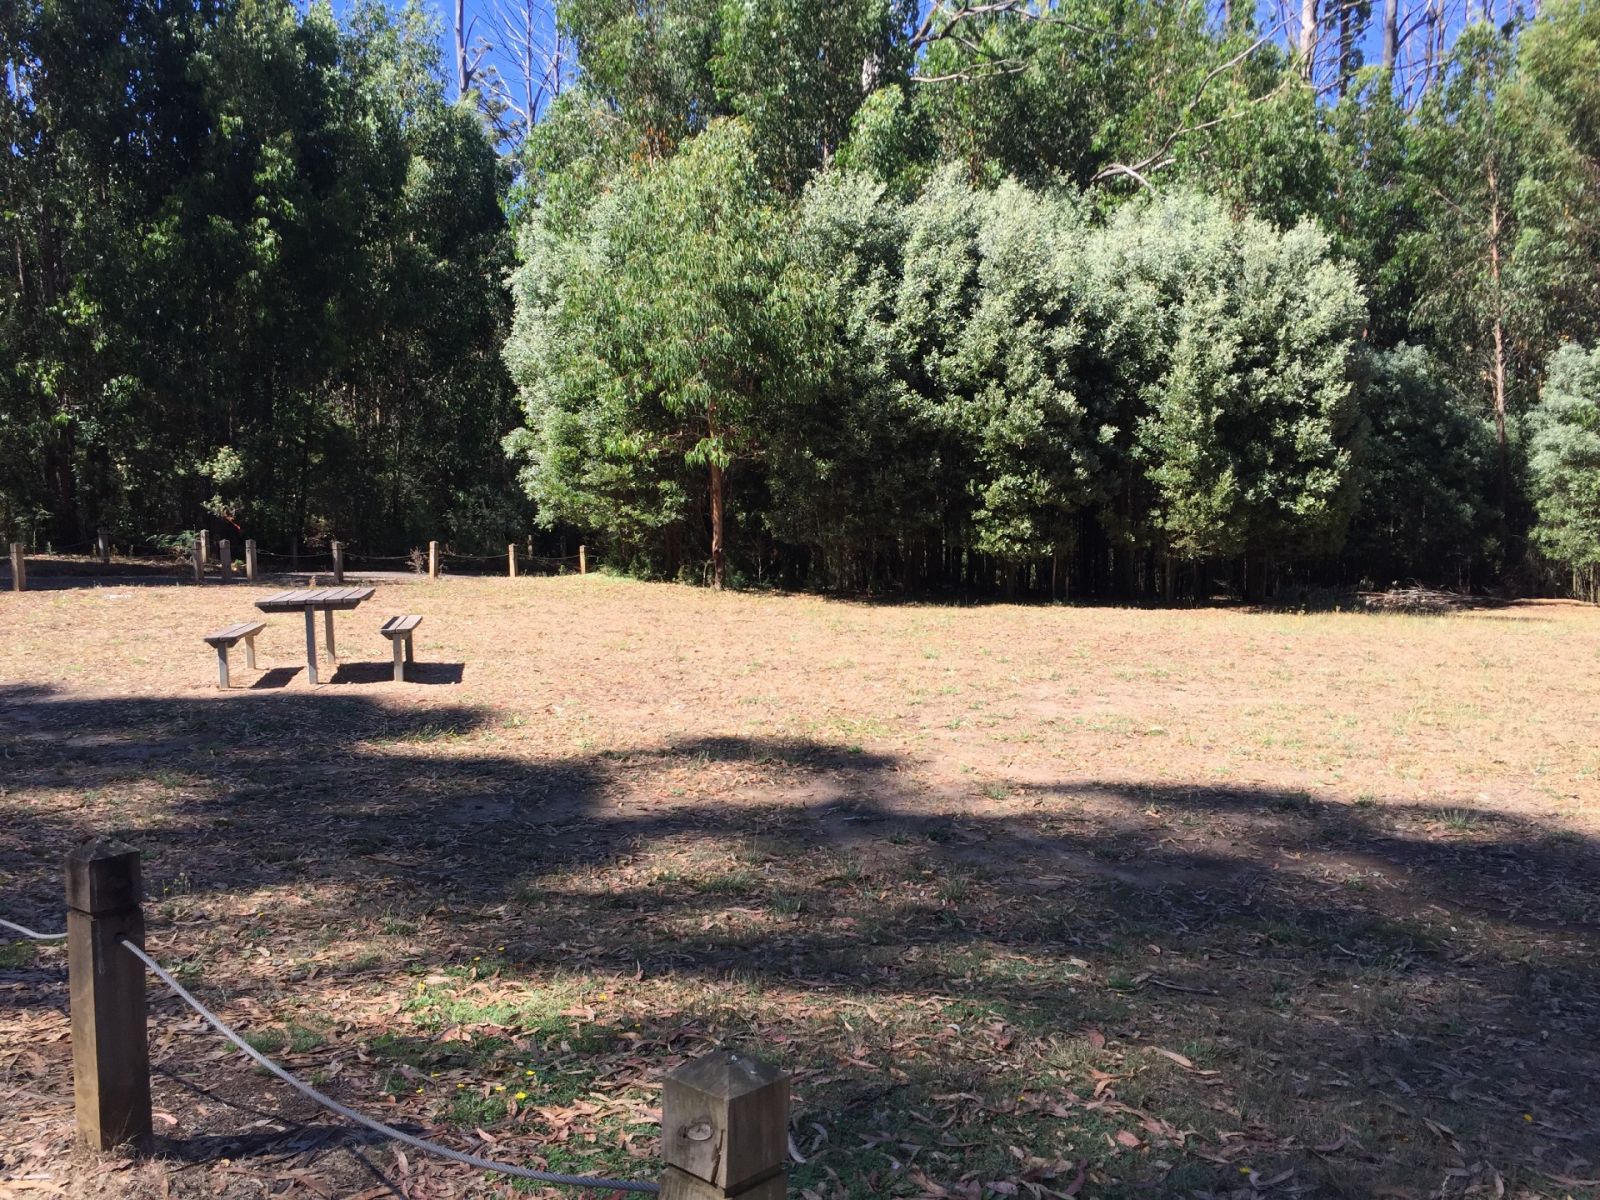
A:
505,0,1600,596
1,0,516,554
1529,343,1600,601
1342,345,1502,586
7,0,1600,597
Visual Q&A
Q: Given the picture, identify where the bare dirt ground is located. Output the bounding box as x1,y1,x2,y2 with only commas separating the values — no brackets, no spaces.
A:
3,573,1599,1200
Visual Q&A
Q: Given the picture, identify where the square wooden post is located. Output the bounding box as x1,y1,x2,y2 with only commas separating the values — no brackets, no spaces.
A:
245,540,258,582
332,541,344,584
96,528,110,564
578,545,587,575
66,839,151,1151
218,539,232,583
9,543,24,591
660,1051,790,1200
428,540,439,580
191,539,204,584
198,529,209,564
507,543,518,578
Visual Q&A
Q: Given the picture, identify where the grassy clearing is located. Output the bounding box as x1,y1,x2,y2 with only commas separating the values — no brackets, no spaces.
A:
1,577,1599,1198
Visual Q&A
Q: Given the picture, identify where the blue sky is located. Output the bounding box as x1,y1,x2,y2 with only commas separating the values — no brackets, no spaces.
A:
389,0,1470,129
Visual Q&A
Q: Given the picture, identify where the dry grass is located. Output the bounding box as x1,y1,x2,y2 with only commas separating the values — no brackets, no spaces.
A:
2,573,1599,1199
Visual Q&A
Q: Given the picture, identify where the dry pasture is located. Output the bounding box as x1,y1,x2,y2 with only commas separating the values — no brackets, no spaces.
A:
2,573,1599,1199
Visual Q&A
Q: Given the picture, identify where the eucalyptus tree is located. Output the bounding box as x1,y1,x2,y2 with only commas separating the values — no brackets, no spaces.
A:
1106,193,1366,597
1529,343,1600,602
1343,345,1501,585
505,120,832,587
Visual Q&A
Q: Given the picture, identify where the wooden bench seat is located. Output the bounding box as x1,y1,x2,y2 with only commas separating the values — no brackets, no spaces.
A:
203,621,265,689
378,615,423,681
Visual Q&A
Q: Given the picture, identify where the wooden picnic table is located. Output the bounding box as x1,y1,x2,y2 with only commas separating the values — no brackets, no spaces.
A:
254,587,375,685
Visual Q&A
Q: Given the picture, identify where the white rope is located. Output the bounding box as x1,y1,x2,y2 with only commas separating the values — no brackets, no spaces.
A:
0,916,67,940
121,938,660,1194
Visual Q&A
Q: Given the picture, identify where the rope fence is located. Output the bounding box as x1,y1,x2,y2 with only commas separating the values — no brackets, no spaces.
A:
6,533,593,590
4,840,790,1198
0,915,67,940
121,938,660,1194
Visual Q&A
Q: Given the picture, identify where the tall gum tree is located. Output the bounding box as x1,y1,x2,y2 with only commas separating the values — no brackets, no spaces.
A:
505,119,832,587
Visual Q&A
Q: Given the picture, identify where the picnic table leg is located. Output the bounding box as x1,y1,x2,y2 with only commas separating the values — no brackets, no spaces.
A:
404,633,414,664
392,635,405,682
323,608,336,661
303,608,319,686
215,645,230,690
243,634,257,671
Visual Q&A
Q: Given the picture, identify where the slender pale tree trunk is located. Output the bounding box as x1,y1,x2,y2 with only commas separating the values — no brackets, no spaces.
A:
524,0,536,124
1383,0,1399,69
1487,168,1510,515
1299,0,1319,79
455,0,469,97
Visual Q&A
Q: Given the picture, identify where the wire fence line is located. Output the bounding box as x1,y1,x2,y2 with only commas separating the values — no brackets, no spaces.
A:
0,916,68,940
10,540,588,567
120,937,661,1194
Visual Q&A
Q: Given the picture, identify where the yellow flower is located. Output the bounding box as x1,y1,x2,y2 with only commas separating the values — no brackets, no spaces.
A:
597,992,609,1001
525,1069,535,1077
515,1091,528,1101
495,1085,506,1092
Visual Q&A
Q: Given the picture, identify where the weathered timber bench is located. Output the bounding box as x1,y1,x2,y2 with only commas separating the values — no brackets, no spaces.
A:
378,615,422,681
203,621,265,689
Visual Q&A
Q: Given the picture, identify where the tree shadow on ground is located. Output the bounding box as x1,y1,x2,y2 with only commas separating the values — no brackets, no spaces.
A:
2,682,1597,1197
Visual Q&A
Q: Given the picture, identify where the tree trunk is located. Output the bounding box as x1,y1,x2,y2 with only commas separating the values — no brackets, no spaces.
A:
709,460,726,590
1382,0,1399,69
1243,555,1268,603
1338,0,1354,96
1487,163,1510,520
1299,0,1319,80
455,0,469,96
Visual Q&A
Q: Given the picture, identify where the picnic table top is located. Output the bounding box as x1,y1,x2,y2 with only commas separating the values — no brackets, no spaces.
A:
255,587,376,612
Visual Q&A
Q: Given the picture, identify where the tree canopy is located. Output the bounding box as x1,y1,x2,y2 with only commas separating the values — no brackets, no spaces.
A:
5,0,1600,599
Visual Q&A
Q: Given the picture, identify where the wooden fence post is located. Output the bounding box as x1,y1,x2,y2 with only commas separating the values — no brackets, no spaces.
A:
660,1051,790,1200
191,538,204,584
66,838,151,1152
9,543,24,592
218,539,232,583
428,541,439,580
97,528,110,565
245,540,258,582
507,543,518,578
332,541,344,584
198,529,209,565
578,545,587,575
